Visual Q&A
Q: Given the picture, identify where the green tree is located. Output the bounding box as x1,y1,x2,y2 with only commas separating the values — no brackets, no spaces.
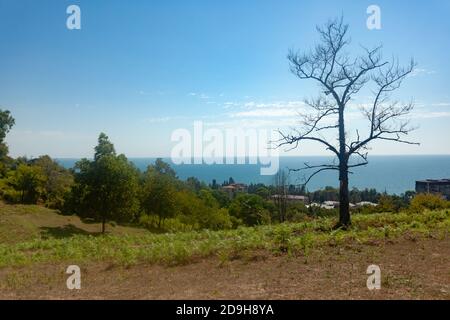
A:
377,195,396,212
229,193,272,226
71,134,139,233
152,158,177,178
0,109,15,167
185,176,203,193
141,166,178,228
255,186,270,199
32,155,74,209
0,109,15,143
176,189,232,230
7,164,46,203
197,189,232,229
211,189,231,208
94,132,116,160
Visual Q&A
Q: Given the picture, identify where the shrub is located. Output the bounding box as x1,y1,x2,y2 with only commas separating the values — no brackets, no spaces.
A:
229,193,273,226
4,164,46,204
409,193,449,213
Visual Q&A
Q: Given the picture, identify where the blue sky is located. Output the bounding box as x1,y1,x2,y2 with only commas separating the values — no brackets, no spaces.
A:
1,0,449,158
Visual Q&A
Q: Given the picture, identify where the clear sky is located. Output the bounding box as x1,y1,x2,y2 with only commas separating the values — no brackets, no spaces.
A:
1,0,449,158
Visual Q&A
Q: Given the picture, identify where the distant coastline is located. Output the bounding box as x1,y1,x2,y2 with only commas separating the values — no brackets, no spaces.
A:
56,155,450,195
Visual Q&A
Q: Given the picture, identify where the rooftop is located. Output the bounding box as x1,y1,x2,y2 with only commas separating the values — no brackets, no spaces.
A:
270,195,308,200
416,179,450,183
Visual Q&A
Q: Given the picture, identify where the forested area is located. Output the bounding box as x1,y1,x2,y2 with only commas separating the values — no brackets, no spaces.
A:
1,109,448,234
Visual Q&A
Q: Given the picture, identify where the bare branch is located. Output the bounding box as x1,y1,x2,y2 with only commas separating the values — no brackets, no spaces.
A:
293,167,338,186
289,162,339,172
274,129,340,155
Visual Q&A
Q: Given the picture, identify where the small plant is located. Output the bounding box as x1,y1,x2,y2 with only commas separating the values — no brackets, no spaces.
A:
272,225,292,253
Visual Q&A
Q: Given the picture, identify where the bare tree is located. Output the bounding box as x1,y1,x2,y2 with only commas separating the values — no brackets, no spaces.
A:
276,17,418,228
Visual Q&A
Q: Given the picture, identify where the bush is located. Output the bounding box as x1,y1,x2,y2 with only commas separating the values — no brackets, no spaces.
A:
3,164,46,204
176,189,233,230
32,155,74,209
409,193,449,213
229,194,273,226
0,186,22,203
286,203,309,222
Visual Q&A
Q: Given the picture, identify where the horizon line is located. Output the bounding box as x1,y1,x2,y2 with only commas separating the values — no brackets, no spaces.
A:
43,153,450,160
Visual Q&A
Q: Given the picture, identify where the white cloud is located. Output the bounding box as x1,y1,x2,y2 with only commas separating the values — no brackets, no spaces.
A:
223,102,239,108
411,111,450,119
225,100,307,118
188,92,210,99
409,68,437,77
204,118,298,129
143,116,172,123
139,90,166,96
231,108,301,118
430,102,450,107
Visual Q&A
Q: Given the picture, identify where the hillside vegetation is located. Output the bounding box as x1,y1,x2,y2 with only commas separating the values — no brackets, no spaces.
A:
0,201,448,268
0,202,147,245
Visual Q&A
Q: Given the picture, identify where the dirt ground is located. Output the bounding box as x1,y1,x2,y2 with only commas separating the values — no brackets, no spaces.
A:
1,237,449,300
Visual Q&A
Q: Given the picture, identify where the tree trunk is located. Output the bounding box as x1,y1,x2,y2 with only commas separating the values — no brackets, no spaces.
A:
102,217,106,234
337,104,350,228
338,163,350,227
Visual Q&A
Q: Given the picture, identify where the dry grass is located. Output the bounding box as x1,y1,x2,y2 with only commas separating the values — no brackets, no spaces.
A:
0,202,449,299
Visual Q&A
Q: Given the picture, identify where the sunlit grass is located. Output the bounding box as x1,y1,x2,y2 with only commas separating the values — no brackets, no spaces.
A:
0,209,448,268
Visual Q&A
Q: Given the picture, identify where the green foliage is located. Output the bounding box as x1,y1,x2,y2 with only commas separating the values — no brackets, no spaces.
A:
3,164,46,204
0,155,73,208
3,108,449,241
309,186,340,203
185,176,204,193
272,224,292,253
67,134,140,232
178,189,232,230
141,164,178,227
377,195,397,212
151,158,177,178
31,156,74,209
284,202,308,221
0,109,15,160
139,160,233,231
349,187,380,204
0,209,448,268
94,132,116,161
229,193,273,226
409,193,449,213
255,186,270,199
210,189,231,208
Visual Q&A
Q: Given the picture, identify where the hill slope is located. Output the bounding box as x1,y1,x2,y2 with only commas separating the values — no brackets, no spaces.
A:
0,202,449,299
0,202,147,244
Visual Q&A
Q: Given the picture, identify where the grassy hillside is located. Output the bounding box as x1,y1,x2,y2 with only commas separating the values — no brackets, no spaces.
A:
0,202,448,268
0,202,148,245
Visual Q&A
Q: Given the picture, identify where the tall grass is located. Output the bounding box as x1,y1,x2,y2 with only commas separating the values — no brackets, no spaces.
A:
0,210,448,268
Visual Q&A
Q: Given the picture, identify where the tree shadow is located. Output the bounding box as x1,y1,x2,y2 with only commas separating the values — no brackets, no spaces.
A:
40,224,102,239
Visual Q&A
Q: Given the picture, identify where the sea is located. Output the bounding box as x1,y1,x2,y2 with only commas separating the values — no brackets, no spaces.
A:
56,155,450,195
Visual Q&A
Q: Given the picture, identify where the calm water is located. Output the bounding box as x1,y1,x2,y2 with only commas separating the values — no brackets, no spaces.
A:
57,155,450,195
